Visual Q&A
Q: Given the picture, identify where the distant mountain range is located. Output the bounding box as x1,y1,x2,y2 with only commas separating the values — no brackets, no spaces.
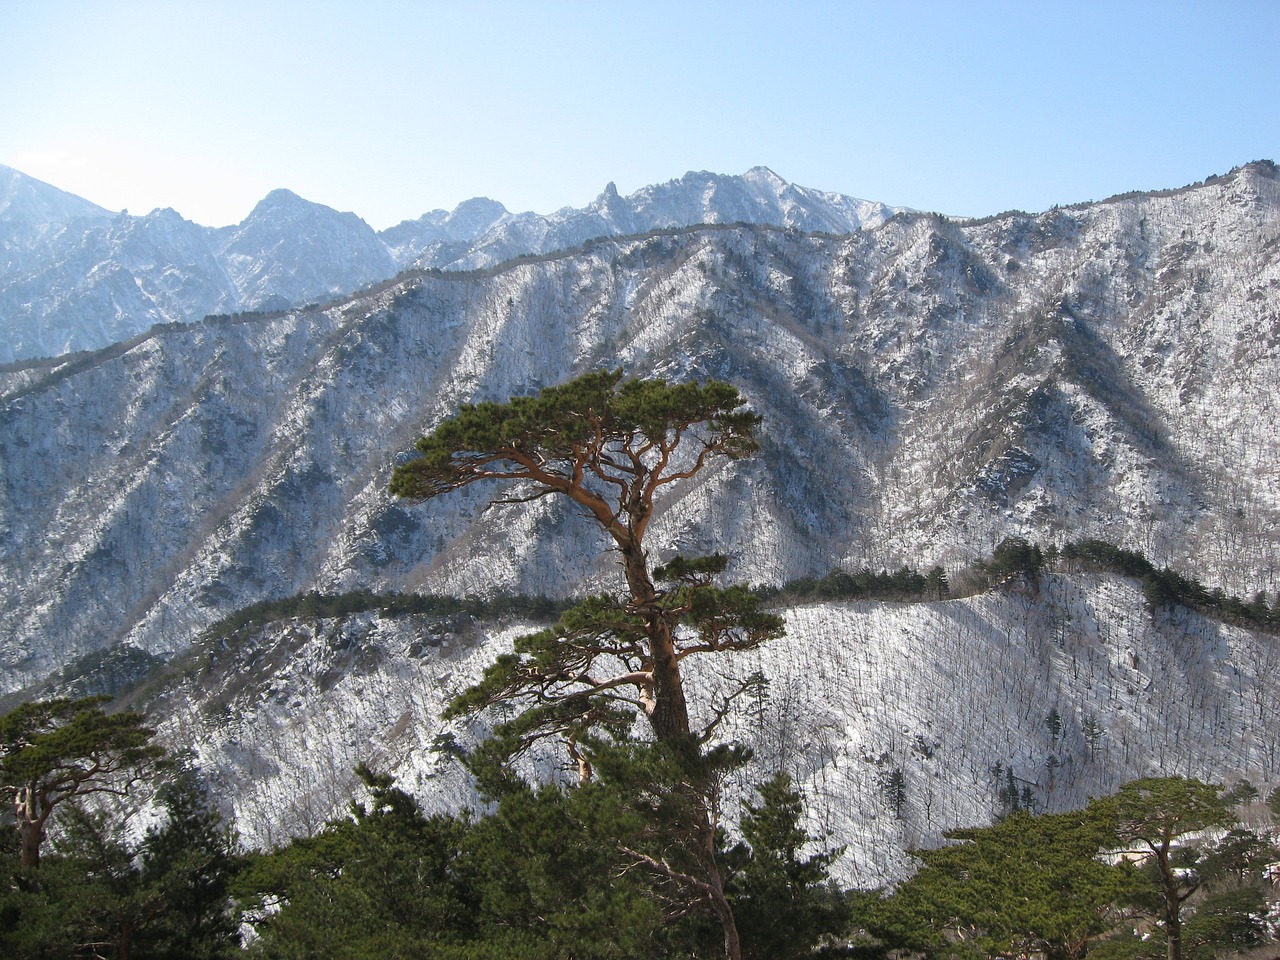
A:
0,164,902,364
2,159,1276,697
3,159,1279,880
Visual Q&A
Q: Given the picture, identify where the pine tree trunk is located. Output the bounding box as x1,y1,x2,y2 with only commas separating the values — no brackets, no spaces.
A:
16,787,44,868
648,630,692,742
18,820,42,869
620,539,693,743
698,799,743,960
1157,847,1183,960
620,537,742,960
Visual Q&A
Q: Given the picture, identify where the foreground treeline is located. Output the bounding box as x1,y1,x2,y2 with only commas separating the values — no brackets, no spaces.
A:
0,696,846,959
4,695,1280,960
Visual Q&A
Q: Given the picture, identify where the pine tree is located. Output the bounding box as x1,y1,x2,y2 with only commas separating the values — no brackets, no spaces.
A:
1045,707,1063,747
725,773,846,960
391,370,780,960
880,767,907,819
0,696,163,868
870,808,1140,960
1105,777,1238,960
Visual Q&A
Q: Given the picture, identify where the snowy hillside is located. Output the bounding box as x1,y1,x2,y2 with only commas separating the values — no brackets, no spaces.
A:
10,160,1280,701
2,161,1276,697
137,572,1280,883
3,160,1278,890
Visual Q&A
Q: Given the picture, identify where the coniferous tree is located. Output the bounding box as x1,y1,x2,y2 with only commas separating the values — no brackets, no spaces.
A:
0,696,163,869
1106,777,1237,960
870,807,1140,960
880,767,907,820
725,773,847,960
238,764,477,959
1045,707,1064,747
390,370,779,960
0,758,240,960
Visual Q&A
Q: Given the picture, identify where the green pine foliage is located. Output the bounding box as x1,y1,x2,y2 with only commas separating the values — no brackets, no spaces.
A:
724,773,848,960
200,588,569,641
0,756,241,960
238,753,851,960
868,805,1143,960
0,696,165,868
761,564,943,605
238,765,479,959
389,369,760,503
865,776,1277,960
1059,539,1278,633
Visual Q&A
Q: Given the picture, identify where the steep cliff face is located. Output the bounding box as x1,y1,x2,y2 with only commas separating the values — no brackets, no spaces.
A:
1,162,1277,695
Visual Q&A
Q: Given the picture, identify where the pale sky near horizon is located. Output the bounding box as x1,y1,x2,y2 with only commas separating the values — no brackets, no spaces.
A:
2,0,1277,230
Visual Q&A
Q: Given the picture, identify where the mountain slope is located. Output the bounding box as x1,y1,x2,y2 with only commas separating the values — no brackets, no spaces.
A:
0,167,903,363
132,573,1280,883
213,189,398,309
1,162,1276,695
0,165,113,226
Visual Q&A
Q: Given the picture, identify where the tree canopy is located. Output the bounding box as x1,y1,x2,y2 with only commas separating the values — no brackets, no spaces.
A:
871,807,1141,960
389,368,760,516
1109,777,1238,960
391,370,776,960
0,696,163,868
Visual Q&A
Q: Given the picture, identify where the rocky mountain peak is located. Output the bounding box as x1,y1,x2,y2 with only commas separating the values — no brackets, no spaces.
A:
0,164,114,226
0,165,904,364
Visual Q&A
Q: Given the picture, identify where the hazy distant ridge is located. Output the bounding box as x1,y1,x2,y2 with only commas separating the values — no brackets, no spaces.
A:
0,164,904,363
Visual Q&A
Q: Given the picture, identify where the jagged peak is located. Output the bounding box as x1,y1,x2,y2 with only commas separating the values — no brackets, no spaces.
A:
140,206,187,222
588,181,625,214
742,165,787,187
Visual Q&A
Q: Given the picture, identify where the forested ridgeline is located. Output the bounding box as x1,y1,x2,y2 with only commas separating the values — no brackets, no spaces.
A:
194,535,1280,645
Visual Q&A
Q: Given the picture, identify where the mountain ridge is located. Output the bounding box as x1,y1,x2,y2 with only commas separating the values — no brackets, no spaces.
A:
2,161,1276,696
3,161,1279,889
0,164,907,363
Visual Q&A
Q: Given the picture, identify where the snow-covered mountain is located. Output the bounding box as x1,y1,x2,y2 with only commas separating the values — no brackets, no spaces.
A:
126,572,1280,882
2,160,1276,700
0,165,113,225
0,164,903,363
382,167,902,272
3,159,1278,883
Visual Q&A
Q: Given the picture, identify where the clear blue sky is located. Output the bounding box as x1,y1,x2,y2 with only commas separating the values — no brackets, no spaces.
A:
2,0,1277,229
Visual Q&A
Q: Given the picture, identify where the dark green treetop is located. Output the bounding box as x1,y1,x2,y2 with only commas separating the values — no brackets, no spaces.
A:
390,369,759,526
871,807,1141,960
